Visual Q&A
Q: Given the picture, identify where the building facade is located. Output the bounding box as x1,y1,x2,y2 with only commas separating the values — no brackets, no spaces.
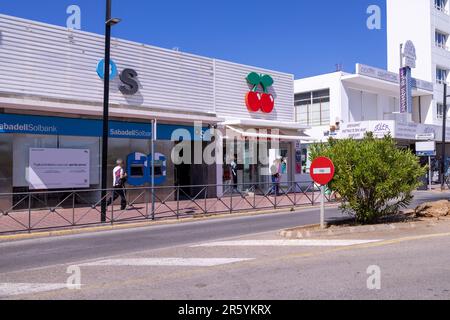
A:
294,63,440,171
0,14,307,208
387,0,450,123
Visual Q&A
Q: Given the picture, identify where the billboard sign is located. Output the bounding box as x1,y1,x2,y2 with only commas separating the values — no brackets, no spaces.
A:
416,141,436,157
28,148,90,190
400,67,413,114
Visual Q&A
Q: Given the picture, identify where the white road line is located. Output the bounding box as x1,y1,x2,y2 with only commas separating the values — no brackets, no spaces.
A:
79,258,254,267
0,283,68,298
192,239,382,248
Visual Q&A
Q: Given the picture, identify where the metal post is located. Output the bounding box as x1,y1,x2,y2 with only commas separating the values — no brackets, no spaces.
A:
100,0,112,223
151,119,156,220
399,43,403,69
72,192,76,226
320,185,325,229
441,82,447,191
145,188,149,219
28,194,32,233
429,156,432,191
176,186,180,219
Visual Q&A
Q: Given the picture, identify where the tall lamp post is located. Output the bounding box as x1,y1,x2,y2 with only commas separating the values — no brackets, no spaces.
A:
101,0,121,222
441,83,448,191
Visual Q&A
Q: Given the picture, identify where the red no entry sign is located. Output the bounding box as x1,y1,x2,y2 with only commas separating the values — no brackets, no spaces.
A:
310,157,335,185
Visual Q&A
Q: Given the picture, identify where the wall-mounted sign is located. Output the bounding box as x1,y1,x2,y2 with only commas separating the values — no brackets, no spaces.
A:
403,40,417,69
416,141,436,157
339,121,393,140
97,59,140,95
245,72,275,113
416,133,435,141
400,66,413,114
356,64,433,92
28,148,90,190
0,113,152,139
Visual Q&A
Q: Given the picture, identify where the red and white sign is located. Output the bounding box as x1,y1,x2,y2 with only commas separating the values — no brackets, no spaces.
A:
310,157,335,185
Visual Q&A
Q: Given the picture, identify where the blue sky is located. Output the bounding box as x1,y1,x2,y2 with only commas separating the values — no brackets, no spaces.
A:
0,0,387,78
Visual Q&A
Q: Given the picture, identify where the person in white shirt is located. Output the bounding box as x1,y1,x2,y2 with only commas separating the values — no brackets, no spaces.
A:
107,159,128,210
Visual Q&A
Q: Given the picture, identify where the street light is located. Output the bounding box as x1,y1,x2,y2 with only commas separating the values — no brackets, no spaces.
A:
101,0,121,223
440,83,450,191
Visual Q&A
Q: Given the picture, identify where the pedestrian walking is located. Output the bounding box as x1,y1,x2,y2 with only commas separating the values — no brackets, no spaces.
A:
107,159,128,210
270,156,282,196
231,155,238,192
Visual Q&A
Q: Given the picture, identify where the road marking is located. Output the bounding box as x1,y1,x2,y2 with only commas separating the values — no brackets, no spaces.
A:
18,232,450,300
192,239,382,247
0,283,68,298
79,258,254,267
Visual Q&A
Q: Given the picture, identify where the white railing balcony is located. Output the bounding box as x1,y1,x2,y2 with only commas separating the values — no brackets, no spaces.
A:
435,4,449,15
435,42,450,51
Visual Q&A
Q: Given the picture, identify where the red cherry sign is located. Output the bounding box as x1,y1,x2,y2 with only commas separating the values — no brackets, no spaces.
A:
310,157,335,185
245,91,261,112
261,92,275,113
245,92,275,113
245,72,275,113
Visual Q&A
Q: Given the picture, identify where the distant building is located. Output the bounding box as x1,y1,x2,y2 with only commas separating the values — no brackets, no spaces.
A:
387,0,450,124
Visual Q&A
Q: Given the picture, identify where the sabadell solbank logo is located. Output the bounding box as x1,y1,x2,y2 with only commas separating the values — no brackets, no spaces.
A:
245,72,275,113
96,59,140,95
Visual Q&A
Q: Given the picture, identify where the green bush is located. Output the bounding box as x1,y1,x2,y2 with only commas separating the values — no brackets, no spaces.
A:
309,133,427,224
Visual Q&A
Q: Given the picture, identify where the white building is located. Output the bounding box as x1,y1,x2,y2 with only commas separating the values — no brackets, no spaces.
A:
387,0,450,123
295,63,435,141
294,63,441,171
294,0,450,174
0,14,308,208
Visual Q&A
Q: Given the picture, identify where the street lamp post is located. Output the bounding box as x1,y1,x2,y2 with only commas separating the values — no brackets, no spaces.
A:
441,83,449,191
101,0,120,222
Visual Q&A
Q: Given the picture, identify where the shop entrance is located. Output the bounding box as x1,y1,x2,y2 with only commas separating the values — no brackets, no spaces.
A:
174,141,209,199
222,138,293,192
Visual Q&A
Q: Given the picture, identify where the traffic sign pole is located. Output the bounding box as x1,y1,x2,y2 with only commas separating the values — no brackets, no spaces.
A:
320,185,325,229
310,157,335,229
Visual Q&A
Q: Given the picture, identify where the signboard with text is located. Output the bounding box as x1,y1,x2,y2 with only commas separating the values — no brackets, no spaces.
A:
310,157,335,185
400,67,413,114
416,141,436,157
28,148,90,190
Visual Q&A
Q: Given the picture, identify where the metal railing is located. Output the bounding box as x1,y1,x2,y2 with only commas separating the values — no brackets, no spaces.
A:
0,181,337,235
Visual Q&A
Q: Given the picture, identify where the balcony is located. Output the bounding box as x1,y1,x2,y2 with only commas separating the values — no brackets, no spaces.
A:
435,4,449,15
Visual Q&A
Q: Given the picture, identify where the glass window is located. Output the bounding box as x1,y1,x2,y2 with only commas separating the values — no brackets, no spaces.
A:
436,67,448,84
436,30,448,49
435,0,448,13
12,134,58,188
295,89,330,127
437,103,449,119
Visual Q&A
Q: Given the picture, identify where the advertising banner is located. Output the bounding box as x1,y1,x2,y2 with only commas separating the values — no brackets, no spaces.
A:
28,148,90,190
400,67,413,114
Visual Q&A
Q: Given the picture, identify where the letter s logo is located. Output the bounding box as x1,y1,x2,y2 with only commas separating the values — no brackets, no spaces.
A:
119,68,139,95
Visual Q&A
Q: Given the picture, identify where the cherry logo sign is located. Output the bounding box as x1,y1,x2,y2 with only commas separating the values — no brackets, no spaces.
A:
245,72,275,113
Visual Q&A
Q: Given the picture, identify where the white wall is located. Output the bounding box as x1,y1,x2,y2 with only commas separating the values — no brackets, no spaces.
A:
0,15,216,115
0,14,295,124
294,72,347,125
214,60,295,123
387,0,433,82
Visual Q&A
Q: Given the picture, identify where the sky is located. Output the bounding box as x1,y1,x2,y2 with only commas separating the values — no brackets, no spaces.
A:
0,0,387,78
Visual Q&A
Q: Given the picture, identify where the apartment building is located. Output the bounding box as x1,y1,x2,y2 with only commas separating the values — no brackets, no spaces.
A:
387,0,450,123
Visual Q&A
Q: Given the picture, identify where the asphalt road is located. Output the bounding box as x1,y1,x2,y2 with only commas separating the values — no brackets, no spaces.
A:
0,191,447,274
0,191,449,300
